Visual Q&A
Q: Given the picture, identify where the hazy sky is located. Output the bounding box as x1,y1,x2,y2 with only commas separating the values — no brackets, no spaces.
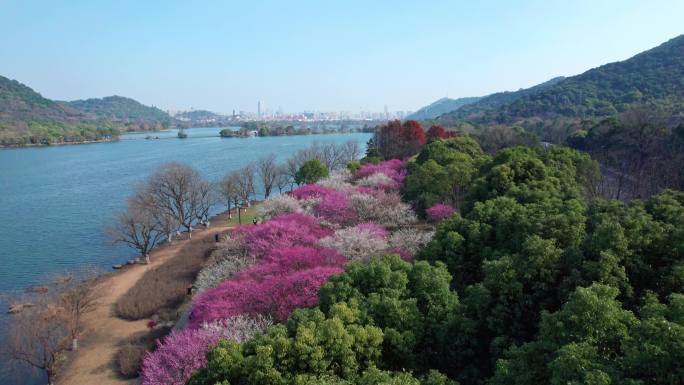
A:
1,0,682,114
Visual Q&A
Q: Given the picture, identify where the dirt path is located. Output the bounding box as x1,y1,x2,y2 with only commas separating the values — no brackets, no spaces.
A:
57,221,230,385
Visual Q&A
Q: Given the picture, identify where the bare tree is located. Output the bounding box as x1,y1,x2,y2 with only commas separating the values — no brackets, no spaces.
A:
147,162,209,237
193,179,215,228
275,164,291,194
219,171,241,218
257,154,278,199
108,192,165,264
56,273,100,351
341,140,361,163
5,297,69,385
236,165,256,207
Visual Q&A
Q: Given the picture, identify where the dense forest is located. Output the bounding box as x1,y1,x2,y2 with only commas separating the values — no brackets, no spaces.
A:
187,135,680,385
0,75,171,146
67,96,171,131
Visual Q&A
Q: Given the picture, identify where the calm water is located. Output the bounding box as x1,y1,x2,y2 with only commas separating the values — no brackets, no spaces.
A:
0,127,370,383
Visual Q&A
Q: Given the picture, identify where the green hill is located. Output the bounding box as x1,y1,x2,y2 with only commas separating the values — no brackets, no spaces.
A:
440,35,684,125
0,76,174,146
407,96,481,120
68,95,171,131
0,75,120,146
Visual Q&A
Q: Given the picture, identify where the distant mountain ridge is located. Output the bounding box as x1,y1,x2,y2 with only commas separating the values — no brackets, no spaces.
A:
67,96,171,130
439,34,684,124
0,75,173,146
407,96,482,120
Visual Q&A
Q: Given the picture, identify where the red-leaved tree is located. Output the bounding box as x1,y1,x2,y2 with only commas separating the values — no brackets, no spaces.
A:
427,125,456,142
374,120,426,159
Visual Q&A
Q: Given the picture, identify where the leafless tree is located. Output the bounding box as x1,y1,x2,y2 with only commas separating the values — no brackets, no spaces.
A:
275,164,291,194
55,272,101,351
256,154,278,199
218,171,241,218
341,140,361,163
108,192,165,264
193,179,215,228
146,162,210,237
236,165,256,207
4,297,69,385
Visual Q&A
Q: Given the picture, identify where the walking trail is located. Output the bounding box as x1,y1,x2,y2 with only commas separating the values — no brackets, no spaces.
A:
58,219,230,385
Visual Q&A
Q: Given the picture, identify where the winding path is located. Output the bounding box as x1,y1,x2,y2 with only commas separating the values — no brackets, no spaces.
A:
58,219,230,385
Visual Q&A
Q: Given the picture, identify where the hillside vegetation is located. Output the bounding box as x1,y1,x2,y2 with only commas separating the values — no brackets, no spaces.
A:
439,35,684,126
407,96,482,120
68,95,171,131
0,75,171,146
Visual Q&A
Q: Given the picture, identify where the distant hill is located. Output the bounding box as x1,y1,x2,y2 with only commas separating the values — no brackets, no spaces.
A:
407,96,481,120
0,75,121,146
438,76,566,123
175,109,223,121
174,109,237,127
0,76,174,146
440,34,684,125
68,95,172,131
0,75,85,123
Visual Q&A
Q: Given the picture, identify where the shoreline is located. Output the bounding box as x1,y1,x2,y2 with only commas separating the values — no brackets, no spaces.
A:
0,138,119,149
55,208,252,385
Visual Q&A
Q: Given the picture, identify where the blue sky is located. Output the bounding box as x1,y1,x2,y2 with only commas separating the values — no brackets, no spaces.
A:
0,0,682,113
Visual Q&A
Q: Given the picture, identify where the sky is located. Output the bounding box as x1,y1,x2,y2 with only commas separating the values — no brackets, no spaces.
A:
0,0,682,114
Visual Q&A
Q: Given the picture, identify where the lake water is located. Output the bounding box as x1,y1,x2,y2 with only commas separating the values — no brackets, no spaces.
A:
0,127,371,383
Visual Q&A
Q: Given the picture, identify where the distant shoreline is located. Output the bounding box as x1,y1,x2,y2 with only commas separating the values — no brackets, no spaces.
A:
0,137,119,149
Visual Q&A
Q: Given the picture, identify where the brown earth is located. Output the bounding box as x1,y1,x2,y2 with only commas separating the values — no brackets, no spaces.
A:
57,213,233,385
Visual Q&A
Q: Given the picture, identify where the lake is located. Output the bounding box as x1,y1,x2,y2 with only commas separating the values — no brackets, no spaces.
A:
0,127,371,383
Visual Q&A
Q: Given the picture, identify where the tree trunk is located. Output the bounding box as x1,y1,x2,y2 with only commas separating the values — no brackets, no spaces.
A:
145,253,150,264
168,232,173,245
72,337,78,351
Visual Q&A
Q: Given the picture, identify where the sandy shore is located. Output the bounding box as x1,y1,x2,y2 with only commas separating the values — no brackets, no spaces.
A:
57,212,233,385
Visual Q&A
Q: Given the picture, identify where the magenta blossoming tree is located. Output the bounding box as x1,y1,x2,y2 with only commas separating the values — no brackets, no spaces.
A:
189,265,342,327
142,153,422,384
354,159,407,189
231,213,332,258
141,315,271,385
425,203,455,222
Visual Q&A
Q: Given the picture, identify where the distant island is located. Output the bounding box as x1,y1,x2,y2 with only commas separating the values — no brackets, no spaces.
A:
220,121,375,138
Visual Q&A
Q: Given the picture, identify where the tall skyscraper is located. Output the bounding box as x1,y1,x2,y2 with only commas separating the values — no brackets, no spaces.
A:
258,101,261,119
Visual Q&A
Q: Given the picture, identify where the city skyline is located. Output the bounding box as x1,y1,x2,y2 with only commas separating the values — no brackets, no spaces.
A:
1,1,682,112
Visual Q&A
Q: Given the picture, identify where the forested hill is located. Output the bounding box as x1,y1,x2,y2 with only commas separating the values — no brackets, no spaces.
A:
439,34,684,125
68,95,172,131
407,96,481,120
0,75,172,146
0,75,85,123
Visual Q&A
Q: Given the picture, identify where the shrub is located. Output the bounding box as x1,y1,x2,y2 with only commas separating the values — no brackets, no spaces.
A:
295,159,329,185
115,238,216,320
319,223,389,261
141,315,271,385
426,203,455,222
256,194,304,220
347,161,361,173
117,343,147,378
